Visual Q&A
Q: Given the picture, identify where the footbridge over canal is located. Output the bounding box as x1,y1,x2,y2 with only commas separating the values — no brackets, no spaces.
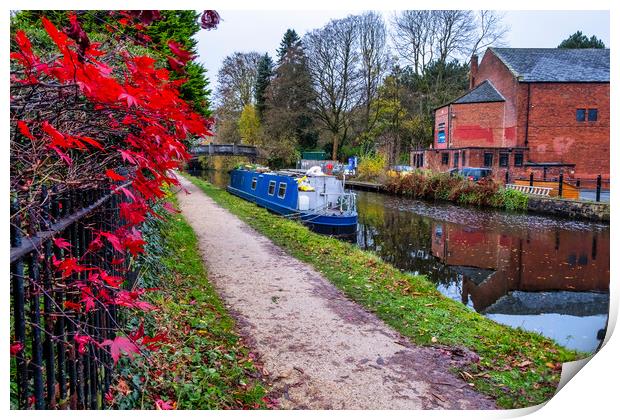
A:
189,144,260,161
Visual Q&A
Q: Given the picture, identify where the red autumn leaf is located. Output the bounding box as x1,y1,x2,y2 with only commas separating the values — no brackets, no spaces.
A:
118,92,139,107
118,186,137,202
167,56,185,72
80,287,97,312
130,323,145,342
106,169,126,181
111,257,125,266
74,333,92,353
63,301,82,312
53,237,72,250
162,202,179,214
100,270,124,288
54,257,91,278
17,121,36,141
64,13,90,58
101,336,140,365
10,342,24,356
79,136,104,150
100,231,125,254
167,40,194,63
155,399,175,410
118,149,137,164
87,236,104,253
50,146,73,165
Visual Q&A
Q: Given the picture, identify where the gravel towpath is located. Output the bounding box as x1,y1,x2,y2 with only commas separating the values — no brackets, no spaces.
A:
175,174,497,410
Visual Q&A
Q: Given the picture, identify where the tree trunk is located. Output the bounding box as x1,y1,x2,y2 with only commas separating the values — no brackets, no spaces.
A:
331,131,339,161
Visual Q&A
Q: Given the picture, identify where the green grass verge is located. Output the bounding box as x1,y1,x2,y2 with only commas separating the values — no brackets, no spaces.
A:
114,196,270,409
183,173,586,409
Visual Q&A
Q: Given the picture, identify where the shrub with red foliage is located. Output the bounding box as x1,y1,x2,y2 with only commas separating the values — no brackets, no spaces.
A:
10,10,215,370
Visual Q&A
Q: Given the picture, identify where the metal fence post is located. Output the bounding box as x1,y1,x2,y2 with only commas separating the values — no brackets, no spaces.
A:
596,175,602,202
505,171,509,184
558,173,564,198
529,172,534,187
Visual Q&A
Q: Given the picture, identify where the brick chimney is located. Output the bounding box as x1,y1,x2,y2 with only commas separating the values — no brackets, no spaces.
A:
469,54,478,89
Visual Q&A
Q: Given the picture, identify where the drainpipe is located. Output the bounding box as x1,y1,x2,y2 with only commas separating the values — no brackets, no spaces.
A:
525,83,531,146
447,104,452,149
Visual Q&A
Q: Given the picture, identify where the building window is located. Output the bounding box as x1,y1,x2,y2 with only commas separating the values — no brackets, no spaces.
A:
588,109,598,121
453,152,459,167
483,152,493,167
499,153,509,167
419,153,424,168
268,180,276,195
576,109,586,122
251,177,257,190
441,152,449,165
277,182,287,199
461,150,466,166
437,130,446,144
514,153,523,167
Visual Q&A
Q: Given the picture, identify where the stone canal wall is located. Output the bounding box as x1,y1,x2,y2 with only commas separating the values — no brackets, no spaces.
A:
344,180,610,223
527,196,610,222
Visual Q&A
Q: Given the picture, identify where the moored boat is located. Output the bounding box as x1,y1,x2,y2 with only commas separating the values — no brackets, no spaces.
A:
227,165,357,234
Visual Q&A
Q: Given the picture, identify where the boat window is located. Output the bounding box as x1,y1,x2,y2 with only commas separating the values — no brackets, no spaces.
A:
251,177,257,190
268,180,276,195
278,182,287,199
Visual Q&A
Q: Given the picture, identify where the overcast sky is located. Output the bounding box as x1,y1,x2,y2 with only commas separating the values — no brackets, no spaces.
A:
195,10,610,92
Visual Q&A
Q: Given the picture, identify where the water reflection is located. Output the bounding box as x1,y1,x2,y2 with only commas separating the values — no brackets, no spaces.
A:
356,191,609,353
191,170,610,353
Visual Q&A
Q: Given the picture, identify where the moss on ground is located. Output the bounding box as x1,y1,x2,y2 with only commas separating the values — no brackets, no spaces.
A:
184,173,586,409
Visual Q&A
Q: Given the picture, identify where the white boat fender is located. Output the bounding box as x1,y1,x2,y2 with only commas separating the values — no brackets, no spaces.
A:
305,166,324,176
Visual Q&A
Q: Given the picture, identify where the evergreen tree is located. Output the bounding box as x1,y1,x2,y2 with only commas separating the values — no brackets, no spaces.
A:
264,32,318,152
254,53,274,121
558,31,606,49
277,29,301,62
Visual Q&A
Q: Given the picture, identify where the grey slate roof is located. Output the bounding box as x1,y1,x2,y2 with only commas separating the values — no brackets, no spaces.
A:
453,80,505,104
490,48,610,82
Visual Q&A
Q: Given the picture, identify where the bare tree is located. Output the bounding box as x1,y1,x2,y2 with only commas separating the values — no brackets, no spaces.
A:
433,10,476,64
358,11,390,135
391,10,507,72
216,52,261,113
390,10,436,74
470,10,509,57
305,15,361,160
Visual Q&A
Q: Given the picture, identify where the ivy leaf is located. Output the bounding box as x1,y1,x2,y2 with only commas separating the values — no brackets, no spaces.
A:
101,336,140,365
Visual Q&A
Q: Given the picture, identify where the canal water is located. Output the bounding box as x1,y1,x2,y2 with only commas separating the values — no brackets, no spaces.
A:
191,170,610,353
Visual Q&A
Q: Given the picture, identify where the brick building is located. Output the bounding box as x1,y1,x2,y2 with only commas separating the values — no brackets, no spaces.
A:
411,48,610,182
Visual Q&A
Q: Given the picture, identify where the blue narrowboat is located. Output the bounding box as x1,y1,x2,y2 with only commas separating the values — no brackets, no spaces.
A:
227,166,357,234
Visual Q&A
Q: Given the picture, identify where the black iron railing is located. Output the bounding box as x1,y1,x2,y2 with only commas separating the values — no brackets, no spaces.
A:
10,182,133,409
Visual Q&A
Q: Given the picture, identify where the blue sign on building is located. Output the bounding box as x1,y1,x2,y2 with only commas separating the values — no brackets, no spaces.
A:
437,130,446,144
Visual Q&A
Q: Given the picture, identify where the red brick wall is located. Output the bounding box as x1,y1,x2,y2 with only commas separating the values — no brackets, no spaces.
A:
527,83,610,178
450,102,505,148
475,50,522,146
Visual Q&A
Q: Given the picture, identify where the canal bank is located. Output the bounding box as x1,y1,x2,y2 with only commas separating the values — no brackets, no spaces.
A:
345,179,610,222
182,172,582,409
